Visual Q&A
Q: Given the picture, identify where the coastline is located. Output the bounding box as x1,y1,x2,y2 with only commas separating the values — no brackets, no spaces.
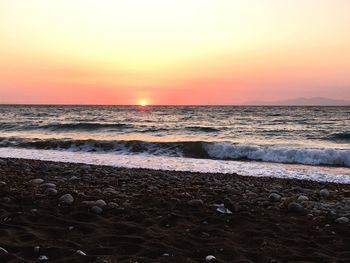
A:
0,157,349,262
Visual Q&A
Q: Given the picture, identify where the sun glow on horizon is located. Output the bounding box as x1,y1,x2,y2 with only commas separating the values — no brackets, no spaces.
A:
139,100,149,107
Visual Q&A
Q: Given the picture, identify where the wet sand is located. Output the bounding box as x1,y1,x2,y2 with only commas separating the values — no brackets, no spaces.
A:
0,158,349,262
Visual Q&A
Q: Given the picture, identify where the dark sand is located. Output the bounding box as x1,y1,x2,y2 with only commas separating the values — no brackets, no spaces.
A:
0,158,349,262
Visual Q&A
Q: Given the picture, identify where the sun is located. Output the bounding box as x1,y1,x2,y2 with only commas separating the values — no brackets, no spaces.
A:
139,100,148,107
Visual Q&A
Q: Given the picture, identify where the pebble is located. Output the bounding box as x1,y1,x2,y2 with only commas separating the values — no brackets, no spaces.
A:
297,195,309,202
76,250,87,256
91,205,103,214
59,194,74,205
0,246,8,254
205,255,216,262
45,188,58,196
107,202,119,209
288,202,305,214
95,199,107,207
268,193,281,202
187,199,204,207
38,255,49,261
335,217,349,224
40,183,56,188
31,178,44,185
320,189,330,199
34,246,40,253
0,181,7,186
69,176,79,181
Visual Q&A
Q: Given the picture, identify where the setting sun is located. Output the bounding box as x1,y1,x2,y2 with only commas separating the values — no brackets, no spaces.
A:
139,100,148,107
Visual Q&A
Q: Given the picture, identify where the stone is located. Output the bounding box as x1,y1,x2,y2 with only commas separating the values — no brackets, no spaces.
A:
59,194,74,205
40,183,56,188
320,189,330,199
69,176,79,181
297,195,309,202
31,178,44,185
268,193,282,202
95,199,107,207
0,181,7,186
38,255,48,261
91,205,103,214
205,255,216,262
44,188,58,196
187,199,204,207
76,250,87,256
335,217,349,224
107,202,119,209
34,246,40,253
0,246,8,254
288,202,306,214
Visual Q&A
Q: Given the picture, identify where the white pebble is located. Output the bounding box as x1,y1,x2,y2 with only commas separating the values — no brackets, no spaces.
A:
0,247,8,254
206,255,216,261
38,255,48,261
76,250,87,256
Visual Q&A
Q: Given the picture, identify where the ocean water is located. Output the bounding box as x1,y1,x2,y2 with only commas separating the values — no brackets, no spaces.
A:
0,105,349,182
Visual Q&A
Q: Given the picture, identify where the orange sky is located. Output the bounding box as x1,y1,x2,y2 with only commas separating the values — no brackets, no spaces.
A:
0,0,350,105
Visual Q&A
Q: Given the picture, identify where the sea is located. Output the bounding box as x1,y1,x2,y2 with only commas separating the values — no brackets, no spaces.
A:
0,105,349,183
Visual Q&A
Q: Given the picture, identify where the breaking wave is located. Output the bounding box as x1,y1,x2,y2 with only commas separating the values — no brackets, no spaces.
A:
0,137,349,167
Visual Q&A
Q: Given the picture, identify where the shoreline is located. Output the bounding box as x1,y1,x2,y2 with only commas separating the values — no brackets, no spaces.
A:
0,157,349,262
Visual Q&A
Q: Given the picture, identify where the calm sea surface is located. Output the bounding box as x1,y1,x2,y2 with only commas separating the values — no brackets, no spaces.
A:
0,105,349,182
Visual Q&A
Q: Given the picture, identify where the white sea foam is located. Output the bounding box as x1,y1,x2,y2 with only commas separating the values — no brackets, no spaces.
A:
0,147,349,184
205,143,350,167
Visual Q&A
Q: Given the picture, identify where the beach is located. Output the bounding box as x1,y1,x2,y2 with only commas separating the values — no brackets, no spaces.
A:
0,158,349,262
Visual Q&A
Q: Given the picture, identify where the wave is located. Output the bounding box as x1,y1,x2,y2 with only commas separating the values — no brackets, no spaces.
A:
185,126,221,132
0,137,349,167
327,132,350,141
0,122,133,131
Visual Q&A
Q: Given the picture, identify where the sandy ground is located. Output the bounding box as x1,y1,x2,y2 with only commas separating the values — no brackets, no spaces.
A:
0,157,349,262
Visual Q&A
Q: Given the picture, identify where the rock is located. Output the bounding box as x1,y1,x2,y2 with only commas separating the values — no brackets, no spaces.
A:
320,189,330,199
288,202,306,214
69,176,79,181
335,217,349,224
103,187,118,195
76,250,87,256
38,255,49,261
34,246,40,253
0,181,7,186
297,195,309,202
0,246,8,254
59,194,74,205
95,199,107,207
205,255,216,262
44,188,58,196
91,205,103,214
187,199,204,207
31,178,44,185
224,198,238,212
107,202,119,209
40,183,56,188
268,193,282,202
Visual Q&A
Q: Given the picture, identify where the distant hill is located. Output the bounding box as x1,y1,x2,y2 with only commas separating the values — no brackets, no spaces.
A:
245,97,350,106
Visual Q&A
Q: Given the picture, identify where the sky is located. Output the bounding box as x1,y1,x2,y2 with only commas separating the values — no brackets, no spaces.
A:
0,0,349,105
